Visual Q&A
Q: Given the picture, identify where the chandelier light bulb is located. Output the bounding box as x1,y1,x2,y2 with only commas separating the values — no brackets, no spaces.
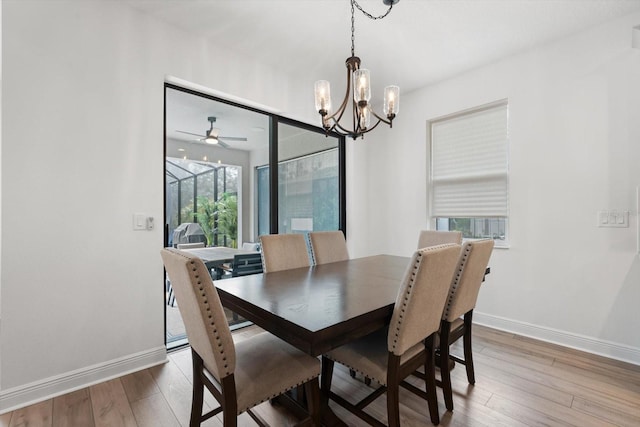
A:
384,85,400,117
353,69,371,105
314,80,332,114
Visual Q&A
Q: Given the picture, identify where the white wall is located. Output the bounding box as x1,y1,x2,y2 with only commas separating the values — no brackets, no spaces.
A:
0,0,309,410
361,11,640,362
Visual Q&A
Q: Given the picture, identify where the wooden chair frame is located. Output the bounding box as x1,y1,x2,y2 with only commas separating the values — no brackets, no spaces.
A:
322,335,441,427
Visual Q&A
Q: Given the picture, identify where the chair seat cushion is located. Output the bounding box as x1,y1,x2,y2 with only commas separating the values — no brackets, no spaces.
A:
324,328,424,386
233,332,320,413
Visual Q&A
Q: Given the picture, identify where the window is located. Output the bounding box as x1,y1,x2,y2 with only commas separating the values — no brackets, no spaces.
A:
429,101,509,246
257,148,339,236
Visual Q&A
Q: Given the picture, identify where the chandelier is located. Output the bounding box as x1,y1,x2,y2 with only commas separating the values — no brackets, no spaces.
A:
314,0,399,140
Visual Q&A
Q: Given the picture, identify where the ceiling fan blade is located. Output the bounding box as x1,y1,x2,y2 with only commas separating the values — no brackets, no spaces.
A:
176,130,205,138
217,140,230,149
218,136,248,142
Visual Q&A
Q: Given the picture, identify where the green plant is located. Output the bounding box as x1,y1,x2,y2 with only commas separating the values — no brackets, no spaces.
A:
195,196,217,246
215,193,238,248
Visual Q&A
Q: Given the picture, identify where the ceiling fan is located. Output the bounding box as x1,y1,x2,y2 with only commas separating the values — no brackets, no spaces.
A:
176,116,247,148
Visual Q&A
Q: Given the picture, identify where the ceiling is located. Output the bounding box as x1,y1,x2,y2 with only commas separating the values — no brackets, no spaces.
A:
147,0,640,151
127,0,640,93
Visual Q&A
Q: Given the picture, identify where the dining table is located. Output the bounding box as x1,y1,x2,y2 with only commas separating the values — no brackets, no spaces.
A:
214,254,411,357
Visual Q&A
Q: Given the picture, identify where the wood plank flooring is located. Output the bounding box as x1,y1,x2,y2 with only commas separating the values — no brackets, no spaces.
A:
1,324,638,426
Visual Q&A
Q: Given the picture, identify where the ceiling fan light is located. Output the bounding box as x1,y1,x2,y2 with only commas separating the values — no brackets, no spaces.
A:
205,127,220,144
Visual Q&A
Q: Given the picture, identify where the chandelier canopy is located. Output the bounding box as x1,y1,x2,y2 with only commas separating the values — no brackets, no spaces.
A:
314,0,400,140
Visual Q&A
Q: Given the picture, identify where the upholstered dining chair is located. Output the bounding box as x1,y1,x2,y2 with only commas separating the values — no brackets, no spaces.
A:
308,230,349,265
259,234,310,273
437,239,494,412
321,244,461,426
160,248,321,427
417,230,462,249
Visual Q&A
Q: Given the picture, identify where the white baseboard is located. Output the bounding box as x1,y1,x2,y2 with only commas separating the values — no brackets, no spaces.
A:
0,346,168,414
474,312,640,366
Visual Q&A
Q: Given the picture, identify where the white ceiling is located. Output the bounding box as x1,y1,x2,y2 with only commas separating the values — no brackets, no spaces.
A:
144,0,640,150
127,0,640,93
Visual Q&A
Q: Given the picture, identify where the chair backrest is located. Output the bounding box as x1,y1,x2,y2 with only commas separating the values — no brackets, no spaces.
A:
443,239,495,322
308,231,349,265
231,253,263,277
259,234,310,273
387,244,461,356
176,242,205,250
160,248,236,380
417,230,462,249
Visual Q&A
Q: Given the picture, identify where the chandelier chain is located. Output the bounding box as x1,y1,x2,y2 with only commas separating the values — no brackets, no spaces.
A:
351,0,355,56
352,0,394,20
350,0,394,56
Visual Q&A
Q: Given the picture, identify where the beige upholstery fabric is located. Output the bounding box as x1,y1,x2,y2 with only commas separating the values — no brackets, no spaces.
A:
443,239,494,322
308,230,349,265
234,332,320,413
160,249,321,416
388,244,461,356
176,242,205,249
323,328,424,386
417,230,462,249
325,244,460,383
259,234,310,273
160,248,235,380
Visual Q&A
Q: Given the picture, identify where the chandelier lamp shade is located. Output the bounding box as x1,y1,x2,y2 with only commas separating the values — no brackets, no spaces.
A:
314,0,400,140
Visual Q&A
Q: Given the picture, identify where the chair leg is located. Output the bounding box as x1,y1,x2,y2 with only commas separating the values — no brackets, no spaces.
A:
424,334,440,425
463,311,475,384
321,356,335,408
439,321,454,411
190,350,205,427
387,355,401,427
304,377,321,426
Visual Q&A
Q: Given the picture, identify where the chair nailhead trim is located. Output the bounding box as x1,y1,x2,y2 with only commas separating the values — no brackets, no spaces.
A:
239,374,318,414
443,244,472,318
390,251,423,351
184,257,233,377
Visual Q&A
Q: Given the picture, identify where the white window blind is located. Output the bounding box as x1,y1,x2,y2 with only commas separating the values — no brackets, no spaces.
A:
430,102,508,218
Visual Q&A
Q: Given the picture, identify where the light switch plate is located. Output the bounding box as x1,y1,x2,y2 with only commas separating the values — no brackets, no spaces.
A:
597,210,629,228
133,213,147,230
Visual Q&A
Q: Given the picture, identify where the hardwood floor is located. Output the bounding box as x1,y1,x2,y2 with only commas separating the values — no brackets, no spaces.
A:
2,324,639,426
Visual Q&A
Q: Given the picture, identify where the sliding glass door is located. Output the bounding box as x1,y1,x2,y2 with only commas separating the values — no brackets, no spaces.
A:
164,84,345,349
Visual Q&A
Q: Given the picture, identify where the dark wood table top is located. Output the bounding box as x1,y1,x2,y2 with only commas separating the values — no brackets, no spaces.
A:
215,254,410,356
